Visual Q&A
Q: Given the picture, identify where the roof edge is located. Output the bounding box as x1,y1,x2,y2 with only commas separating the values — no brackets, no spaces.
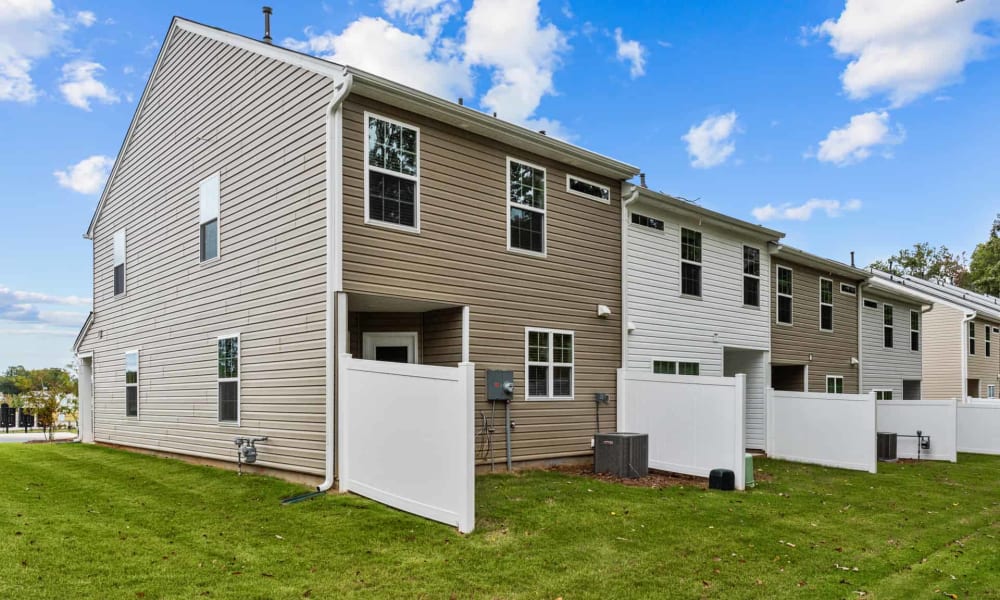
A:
770,244,870,281
626,185,785,241
73,312,94,354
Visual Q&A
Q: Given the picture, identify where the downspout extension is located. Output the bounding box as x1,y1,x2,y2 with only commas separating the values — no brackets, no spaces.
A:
318,73,354,493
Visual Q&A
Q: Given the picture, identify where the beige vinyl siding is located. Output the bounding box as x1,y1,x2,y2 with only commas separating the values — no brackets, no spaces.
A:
920,304,964,399
79,29,332,475
968,317,1000,396
421,308,464,367
342,96,621,464
860,290,922,398
770,261,861,393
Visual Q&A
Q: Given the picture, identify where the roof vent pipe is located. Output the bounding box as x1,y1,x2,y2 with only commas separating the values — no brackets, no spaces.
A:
262,6,273,44
850,251,855,267
639,173,647,188
458,97,463,106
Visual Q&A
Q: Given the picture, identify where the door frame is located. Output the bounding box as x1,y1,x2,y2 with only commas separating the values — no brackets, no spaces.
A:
362,331,419,363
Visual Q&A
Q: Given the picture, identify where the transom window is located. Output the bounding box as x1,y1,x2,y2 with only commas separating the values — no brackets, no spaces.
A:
874,389,893,400
365,113,419,230
653,360,700,376
910,310,920,352
113,229,126,296
776,266,793,324
526,329,573,399
199,174,220,261
826,376,844,394
969,321,976,355
840,283,857,296
566,175,609,203
125,351,138,417
631,212,664,231
820,278,834,331
680,228,702,297
743,246,760,307
508,159,546,254
863,299,879,309
218,335,240,423
883,304,894,348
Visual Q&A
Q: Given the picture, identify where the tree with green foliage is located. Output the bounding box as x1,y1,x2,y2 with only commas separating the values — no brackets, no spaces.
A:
0,366,78,438
968,214,1000,297
869,242,970,287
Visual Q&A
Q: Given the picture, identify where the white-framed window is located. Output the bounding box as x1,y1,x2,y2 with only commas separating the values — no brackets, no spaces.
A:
199,173,221,262
910,310,920,352
525,328,573,399
883,304,894,349
986,324,992,358
507,158,546,255
840,283,857,296
874,389,893,400
631,212,664,231
680,228,702,297
743,246,760,307
124,350,139,417
652,360,700,376
566,175,610,203
364,112,420,231
362,332,418,364
820,278,834,331
863,299,879,309
969,321,976,355
776,265,793,325
826,375,844,394
113,229,126,296
217,334,240,423
988,384,996,399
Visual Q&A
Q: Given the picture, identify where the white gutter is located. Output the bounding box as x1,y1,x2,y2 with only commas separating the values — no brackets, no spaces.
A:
621,185,641,370
318,73,353,493
961,310,977,402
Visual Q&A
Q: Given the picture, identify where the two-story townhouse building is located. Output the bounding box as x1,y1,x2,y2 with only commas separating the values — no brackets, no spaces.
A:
623,185,784,449
768,246,869,395
858,275,929,400
73,17,640,483
871,272,1000,399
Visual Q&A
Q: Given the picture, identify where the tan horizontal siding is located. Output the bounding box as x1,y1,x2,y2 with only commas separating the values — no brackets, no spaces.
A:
968,317,1000,397
920,305,963,399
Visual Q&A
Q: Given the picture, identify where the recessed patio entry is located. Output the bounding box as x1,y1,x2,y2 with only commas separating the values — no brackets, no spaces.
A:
363,332,418,363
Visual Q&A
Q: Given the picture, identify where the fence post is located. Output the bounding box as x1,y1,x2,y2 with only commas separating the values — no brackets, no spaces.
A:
765,388,774,458
948,398,958,463
734,374,746,491
458,362,476,534
337,353,352,493
868,391,878,473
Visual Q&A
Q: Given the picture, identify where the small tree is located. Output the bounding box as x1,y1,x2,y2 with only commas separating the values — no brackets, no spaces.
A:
23,391,63,440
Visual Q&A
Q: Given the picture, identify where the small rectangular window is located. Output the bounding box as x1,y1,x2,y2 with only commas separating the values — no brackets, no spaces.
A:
366,113,420,230
566,175,610,203
820,278,834,331
969,321,976,355
678,362,700,376
680,228,702,297
874,389,893,400
986,325,992,358
743,246,760,307
508,159,546,254
840,283,857,296
988,384,996,399
631,212,664,231
826,376,844,394
776,266,793,324
218,335,240,423
910,310,920,352
526,328,573,399
113,229,126,296
652,360,676,375
199,174,220,262
125,351,138,417
883,304,894,348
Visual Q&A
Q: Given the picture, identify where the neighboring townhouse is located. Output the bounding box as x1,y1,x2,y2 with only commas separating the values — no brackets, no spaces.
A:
768,246,869,395
871,272,1000,399
623,185,784,449
74,17,640,481
858,276,929,400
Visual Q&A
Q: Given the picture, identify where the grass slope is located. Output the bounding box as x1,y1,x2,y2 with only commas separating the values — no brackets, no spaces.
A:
1,444,998,599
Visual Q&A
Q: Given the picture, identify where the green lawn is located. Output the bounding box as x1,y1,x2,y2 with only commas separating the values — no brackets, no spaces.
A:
1,444,998,599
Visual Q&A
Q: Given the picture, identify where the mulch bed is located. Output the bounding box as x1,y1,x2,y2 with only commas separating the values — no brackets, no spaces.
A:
548,463,708,489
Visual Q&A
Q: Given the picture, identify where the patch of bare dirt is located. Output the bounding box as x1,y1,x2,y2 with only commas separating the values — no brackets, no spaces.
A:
547,463,708,489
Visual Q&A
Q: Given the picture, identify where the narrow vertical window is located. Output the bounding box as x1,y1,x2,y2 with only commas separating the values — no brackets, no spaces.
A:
743,246,760,307
883,304,894,348
820,278,834,331
113,229,126,296
365,113,419,230
986,325,992,358
218,335,240,423
680,228,702,297
988,384,996,399
969,321,976,355
776,266,793,324
826,376,844,394
125,351,138,417
526,328,573,399
910,310,920,352
508,159,546,254
199,173,220,262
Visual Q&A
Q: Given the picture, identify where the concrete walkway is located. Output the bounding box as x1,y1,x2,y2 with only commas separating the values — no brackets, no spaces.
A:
0,432,76,444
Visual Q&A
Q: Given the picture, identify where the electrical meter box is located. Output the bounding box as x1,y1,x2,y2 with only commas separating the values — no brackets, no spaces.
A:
486,369,514,402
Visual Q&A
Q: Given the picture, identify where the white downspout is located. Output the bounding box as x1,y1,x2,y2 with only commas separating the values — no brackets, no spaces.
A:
319,73,353,493
960,311,976,402
621,185,640,370
857,282,866,393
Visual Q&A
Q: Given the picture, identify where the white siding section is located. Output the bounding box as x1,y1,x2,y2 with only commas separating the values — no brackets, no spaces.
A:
860,290,922,399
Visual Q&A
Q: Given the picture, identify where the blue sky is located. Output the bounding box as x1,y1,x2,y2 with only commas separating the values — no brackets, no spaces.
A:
2,0,999,369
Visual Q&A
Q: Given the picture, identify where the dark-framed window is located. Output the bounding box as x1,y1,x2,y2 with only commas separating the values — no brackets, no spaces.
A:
680,228,702,297
883,304,894,348
508,159,546,254
365,113,419,230
743,246,760,307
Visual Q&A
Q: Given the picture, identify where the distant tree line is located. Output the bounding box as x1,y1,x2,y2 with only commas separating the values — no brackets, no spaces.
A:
0,365,78,439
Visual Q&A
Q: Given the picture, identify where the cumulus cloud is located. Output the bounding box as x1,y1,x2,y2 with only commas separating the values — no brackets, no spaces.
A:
59,60,120,110
752,198,862,222
0,285,91,334
613,28,646,78
814,0,1000,107
54,155,113,194
682,112,740,168
814,111,904,166
0,0,70,103
75,10,96,27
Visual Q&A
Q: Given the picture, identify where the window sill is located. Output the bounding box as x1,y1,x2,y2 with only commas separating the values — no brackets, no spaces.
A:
507,247,547,259
218,420,241,427
775,321,794,327
742,304,761,310
679,293,703,301
199,256,222,268
526,396,574,402
365,218,421,235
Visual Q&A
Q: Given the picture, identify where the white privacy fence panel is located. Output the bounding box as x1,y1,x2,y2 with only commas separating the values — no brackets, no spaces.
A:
338,355,475,533
766,390,877,473
618,369,746,490
957,401,1000,455
876,400,957,462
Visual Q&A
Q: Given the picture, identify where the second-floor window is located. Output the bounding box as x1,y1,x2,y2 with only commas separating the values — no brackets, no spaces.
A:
820,278,834,331
743,246,760,307
680,228,702,297
884,304,894,348
113,229,126,296
987,325,992,358
969,321,976,355
199,174,220,261
366,113,419,230
566,175,609,203
776,266,793,324
508,159,546,254
125,350,138,417
910,310,920,351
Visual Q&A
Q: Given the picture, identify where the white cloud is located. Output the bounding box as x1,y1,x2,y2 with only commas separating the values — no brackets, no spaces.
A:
382,0,458,40
815,0,1000,107
0,286,91,306
814,111,904,166
752,198,862,222
54,155,113,194
0,285,91,333
59,60,120,110
614,27,646,78
682,112,740,168
0,0,70,103
75,10,96,27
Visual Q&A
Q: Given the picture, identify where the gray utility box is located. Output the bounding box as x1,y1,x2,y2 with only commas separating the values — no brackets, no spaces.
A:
594,432,649,478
